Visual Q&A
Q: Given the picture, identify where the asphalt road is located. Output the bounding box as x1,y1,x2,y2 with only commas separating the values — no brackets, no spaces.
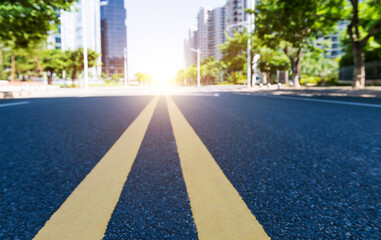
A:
1,92,380,239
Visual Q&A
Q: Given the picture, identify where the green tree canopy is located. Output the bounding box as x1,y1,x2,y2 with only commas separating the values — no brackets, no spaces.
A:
252,0,344,87
0,0,77,48
135,72,153,84
219,30,289,84
42,49,66,84
65,48,100,87
173,70,185,86
342,0,381,88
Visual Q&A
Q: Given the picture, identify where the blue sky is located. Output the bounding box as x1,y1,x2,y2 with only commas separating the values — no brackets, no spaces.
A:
126,0,225,82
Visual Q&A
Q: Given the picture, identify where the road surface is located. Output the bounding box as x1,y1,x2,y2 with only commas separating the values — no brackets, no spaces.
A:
1,89,380,239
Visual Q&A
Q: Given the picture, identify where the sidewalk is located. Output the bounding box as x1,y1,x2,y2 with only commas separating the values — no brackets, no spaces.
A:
1,83,381,99
241,85,381,98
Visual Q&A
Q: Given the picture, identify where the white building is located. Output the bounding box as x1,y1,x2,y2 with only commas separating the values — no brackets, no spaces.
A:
184,0,257,67
208,7,225,60
224,0,248,36
60,0,103,79
184,27,198,67
197,7,212,60
46,28,62,50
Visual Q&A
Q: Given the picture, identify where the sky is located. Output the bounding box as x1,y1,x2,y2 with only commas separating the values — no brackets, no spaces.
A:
126,0,226,82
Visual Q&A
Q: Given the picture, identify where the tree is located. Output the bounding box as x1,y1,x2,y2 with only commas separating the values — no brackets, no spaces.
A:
41,49,66,85
0,0,77,49
200,57,226,84
174,70,185,86
185,65,198,85
252,0,343,87
111,73,122,82
220,30,289,85
135,72,153,85
345,0,381,89
220,31,254,84
65,48,100,87
340,31,381,67
301,51,339,84
257,47,290,83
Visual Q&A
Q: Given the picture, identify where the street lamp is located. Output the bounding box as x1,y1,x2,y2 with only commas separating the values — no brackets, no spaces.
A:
124,48,128,87
82,0,89,88
191,48,201,87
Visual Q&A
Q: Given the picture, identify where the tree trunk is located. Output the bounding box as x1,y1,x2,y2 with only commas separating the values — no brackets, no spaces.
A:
48,71,53,85
352,43,365,89
269,72,273,84
71,71,76,88
292,48,302,88
11,52,16,81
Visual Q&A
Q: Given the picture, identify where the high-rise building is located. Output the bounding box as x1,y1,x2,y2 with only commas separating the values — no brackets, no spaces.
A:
58,0,128,79
208,7,225,60
101,0,127,77
184,27,198,67
184,0,251,66
197,7,212,60
46,27,62,50
315,21,347,58
60,0,102,78
224,0,248,36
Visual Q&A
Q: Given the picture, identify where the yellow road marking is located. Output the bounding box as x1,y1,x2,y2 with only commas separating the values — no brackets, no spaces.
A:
166,96,270,240
34,96,159,240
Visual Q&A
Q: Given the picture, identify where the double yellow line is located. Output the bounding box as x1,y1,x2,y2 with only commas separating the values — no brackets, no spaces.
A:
35,96,269,240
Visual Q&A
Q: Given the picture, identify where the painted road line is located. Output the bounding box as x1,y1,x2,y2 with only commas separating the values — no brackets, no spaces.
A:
238,93,381,108
0,101,30,108
34,96,159,240
166,96,270,240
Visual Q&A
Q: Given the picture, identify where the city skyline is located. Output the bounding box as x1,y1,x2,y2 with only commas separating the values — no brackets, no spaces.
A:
126,0,225,82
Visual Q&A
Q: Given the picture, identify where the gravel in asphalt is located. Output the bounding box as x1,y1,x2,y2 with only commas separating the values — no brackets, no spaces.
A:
173,93,381,240
1,93,380,239
103,97,198,240
0,97,151,239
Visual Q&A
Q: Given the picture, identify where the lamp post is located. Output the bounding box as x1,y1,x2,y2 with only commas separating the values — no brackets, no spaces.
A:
124,48,128,87
191,48,201,87
123,7,128,88
82,0,89,88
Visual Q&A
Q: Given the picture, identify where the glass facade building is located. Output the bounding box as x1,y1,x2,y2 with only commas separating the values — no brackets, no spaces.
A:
101,0,127,77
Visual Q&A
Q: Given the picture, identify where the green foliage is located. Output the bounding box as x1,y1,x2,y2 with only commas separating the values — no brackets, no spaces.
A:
41,49,66,83
65,48,100,82
220,31,250,72
0,45,99,84
301,51,339,83
0,48,10,80
257,47,290,74
135,72,153,84
111,73,122,82
185,65,198,85
219,30,290,83
219,31,258,83
0,0,77,48
252,0,344,86
173,70,185,85
1,46,46,81
201,57,226,84
184,57,226,85
253,0,343,47
340,21,381,67
341,0,381,87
